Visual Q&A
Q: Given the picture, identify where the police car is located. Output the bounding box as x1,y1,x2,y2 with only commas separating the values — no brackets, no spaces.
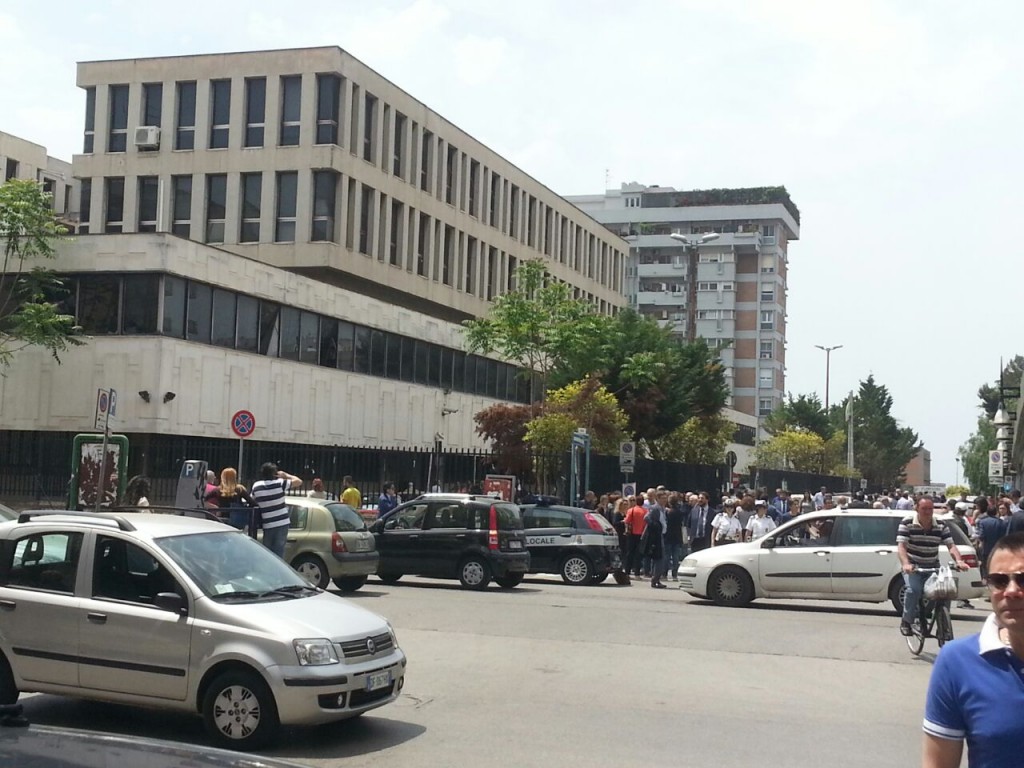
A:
519,500,621,585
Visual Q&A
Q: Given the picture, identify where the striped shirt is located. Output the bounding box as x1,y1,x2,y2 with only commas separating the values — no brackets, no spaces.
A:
250,478,291,530
896,514,952,568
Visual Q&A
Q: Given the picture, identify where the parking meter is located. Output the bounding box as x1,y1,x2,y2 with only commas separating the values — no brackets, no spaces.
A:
174,460,209,509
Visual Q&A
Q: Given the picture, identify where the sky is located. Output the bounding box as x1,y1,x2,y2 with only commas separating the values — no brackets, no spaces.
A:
2,0,1021,486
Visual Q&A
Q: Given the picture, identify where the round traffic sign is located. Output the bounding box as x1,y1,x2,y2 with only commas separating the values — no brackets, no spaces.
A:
231,409,256,438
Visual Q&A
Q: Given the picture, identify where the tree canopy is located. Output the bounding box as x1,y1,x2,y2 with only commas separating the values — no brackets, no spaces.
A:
764,393,834,439
835,376,919,488
0,179,80,368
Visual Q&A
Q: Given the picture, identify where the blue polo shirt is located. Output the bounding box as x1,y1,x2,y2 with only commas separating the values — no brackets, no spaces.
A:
923,614,1024,767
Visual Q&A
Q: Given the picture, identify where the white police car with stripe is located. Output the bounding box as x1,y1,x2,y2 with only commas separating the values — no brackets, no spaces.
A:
519,501,621,585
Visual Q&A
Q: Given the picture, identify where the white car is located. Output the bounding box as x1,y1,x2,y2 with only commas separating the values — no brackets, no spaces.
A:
678,508,984,612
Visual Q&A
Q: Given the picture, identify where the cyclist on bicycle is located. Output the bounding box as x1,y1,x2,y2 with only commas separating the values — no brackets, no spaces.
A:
897,497,969,636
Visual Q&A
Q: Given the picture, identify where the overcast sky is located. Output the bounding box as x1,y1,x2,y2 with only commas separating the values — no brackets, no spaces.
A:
3,0,1021,486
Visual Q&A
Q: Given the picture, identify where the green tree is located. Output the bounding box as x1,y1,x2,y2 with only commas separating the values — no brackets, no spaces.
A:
976,355,1022,419
755,429,829,472
0,179,80,368
473,403,534,478
524,377,628,455
765,393,833,439
652,414,734,465
834,376,919,488
958,417,996,494
463,259,602,399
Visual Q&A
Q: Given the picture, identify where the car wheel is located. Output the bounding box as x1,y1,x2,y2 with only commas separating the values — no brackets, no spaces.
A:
202,670,279,751
291,554,330,590
495,574,523,589
708,565,754,607
378,573,403,585
332,575,369,592
560,554,593,585
0,652,19,705
889,578,907,615
458,557,492,590
591,572,610,585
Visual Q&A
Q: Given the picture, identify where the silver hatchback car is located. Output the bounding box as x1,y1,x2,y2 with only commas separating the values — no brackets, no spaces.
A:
0,510,407,750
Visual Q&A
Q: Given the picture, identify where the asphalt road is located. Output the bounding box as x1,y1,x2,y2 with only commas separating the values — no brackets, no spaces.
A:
20,576,984,767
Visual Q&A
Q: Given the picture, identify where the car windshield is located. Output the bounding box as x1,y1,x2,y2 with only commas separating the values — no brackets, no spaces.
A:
156,530,313,601
325,502,367,532
493,503,524,530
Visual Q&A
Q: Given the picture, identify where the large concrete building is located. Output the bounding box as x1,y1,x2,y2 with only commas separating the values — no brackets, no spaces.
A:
566,183,800,427
0,130,77,227
0,46,629,499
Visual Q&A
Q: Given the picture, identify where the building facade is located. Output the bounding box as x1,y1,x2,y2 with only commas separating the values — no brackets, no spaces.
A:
566,183,800,425
0,130,77,226
904,447,932,488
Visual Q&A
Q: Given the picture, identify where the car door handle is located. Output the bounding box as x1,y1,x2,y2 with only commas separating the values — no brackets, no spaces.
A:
409,534,419,539
0,600,15,611
455,534,466,539
814,550,829,556
559,533,572,538
87,612,107,624
286,538,297,542
875,549,893,554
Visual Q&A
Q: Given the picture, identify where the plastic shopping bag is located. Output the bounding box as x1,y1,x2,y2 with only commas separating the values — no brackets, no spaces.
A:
924,566,959,600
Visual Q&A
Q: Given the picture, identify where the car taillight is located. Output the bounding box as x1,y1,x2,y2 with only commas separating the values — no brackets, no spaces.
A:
583,513,604,532
332,532,348,554
488,505,499,550
963,553,978,568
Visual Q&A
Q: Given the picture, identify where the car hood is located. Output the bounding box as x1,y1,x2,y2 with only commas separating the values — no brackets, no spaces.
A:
198,590,391,640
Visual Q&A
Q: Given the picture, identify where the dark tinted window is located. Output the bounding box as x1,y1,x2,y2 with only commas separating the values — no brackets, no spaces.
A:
430,503,469,529
176,81,196,150
299,311,319,364
385,333,401,379
472,503,523,530
834,516,900,547
399,336,414,382
319,317,338,368
7,532,83,592
452,351,465,392
279,306,300,360
122,275,159,334
245,77,266,147
211,289,236,348
370,329,385,376
259,302,280,356
522,507,575,529
353,326,370,374
326,503,366,532
162,276,186,337
185,282,212,343
236,295,259,352
337,321,354,370
414,341,428,385
427,345,441,387
279,75,301,146
78,275,120,334
142,82,162,127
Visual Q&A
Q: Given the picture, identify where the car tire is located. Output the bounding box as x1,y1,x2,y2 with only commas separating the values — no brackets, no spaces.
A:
591,572,610,585
378,573,403,585
202,669,279,751
708,565,754,607
560,554,593,585
889,578,906,616
495,574,523,589
291,554,330,590
333,575,369,593
0,652,19,705
458,557,492,590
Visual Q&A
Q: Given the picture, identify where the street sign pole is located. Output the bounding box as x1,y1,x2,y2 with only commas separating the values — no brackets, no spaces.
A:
93,388,116,513
231,410,257,483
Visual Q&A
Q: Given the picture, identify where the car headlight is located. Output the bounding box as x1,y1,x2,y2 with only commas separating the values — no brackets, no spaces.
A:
681,558,697,567
293,638,339,666
387,621,399,648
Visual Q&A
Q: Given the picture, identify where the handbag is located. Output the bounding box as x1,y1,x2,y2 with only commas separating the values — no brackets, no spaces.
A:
924,566,959,600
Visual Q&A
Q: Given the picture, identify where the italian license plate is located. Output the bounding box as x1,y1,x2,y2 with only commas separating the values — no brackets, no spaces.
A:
508,540,523,550
355,538,370,552
365,670,391,691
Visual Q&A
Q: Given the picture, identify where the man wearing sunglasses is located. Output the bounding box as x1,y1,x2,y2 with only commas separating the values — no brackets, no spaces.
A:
922,532,1024,768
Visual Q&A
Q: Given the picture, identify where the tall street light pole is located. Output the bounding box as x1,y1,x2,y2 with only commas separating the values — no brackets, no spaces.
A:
670,232,719,342
814,344,843,410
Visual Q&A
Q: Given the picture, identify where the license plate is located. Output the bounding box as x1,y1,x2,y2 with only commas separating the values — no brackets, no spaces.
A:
508,540,523,550
365,670,391,691
354,538,371,552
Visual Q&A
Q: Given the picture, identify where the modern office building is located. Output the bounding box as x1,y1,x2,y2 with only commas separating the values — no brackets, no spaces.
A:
0,47,628,501
0,130,77,227
566,183,800,425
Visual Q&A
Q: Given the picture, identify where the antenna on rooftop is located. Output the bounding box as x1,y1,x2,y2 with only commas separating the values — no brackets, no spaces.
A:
605,168,610,190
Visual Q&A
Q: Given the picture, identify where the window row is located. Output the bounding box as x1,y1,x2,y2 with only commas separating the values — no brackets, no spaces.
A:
81,80,625,288
53,272,533,403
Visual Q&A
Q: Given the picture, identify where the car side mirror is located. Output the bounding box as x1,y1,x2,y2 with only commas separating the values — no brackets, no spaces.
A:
761,538,776,549
377,519,391,532
154,592,187,616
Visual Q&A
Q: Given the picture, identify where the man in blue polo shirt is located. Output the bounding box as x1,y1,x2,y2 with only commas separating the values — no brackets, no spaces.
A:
922,531,1024,767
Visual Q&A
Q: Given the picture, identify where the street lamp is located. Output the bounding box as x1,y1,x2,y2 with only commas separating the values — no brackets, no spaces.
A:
814,344,843,410
955,456,961,487
669,232,719,343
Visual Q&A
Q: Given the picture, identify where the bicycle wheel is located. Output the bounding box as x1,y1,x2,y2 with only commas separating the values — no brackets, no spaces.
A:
936,603,953,647
906,604,926,655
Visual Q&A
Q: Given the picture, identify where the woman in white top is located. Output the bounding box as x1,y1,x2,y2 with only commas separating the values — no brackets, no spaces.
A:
745,505,777,541
711,501,743,546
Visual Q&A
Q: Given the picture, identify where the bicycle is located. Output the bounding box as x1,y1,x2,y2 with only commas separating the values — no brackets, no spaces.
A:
903,565,958,656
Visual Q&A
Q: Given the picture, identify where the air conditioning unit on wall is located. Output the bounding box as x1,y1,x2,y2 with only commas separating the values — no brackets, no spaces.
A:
134,126,160,149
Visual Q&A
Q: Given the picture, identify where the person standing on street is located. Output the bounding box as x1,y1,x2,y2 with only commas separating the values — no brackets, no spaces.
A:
745,501,777,542
664,492,686,582
341,475,361,509
206,467,256,530
643,492,668,588
251,463,302,558
378,482,399,516
711,500,742,546
687,492,713,552
306,478,328,500
623,496,647,579
922,532,1024,767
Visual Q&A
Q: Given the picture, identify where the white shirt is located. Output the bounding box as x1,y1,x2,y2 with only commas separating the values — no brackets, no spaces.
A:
746,514,777,540
711,513,742,541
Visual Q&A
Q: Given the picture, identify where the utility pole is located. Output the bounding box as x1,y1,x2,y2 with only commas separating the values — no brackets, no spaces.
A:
815,344,843,410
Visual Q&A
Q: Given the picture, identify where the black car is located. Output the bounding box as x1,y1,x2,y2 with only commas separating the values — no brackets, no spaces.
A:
520,502,621,584
372,494,530,589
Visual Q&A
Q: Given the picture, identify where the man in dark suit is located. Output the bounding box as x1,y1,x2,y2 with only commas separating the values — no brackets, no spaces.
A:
687,492,714,552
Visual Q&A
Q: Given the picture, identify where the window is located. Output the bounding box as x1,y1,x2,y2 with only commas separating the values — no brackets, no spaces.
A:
7,532,83,592
122,275,159,334
239,173,261,242
279,307,300,360
175,81,196,150
761,282,775,302
319,317,338,368
759,397,773,417
275,171,297,242
337,321,354,370
92,537,179,603
279,75,301,146
299,311,319,364
236,295,259,352
79,179,92,234
399,336,415,382
414,341,428,385
141,82,162,128
104,177,124,233
445,144,457,204
315,74,340,145
761,254,776,273
171,175,192,238
392,503,427,530
762,224,776,237
358,184,372,254
420,130,432,191
209,79,231,149
186,282,212,343
205,174,227,244
259,301,280,356
392,112,406,176
468,159,479,216
162,276,185,337
522,507,574,529
760,310,774,330
363,92,377,162
137,176,158,232
83,87,96,153
353,326,370,373
311,170,338,242
385,333,401,379
370,329,385,375
244,77,266,147
429,504,468,530
78,275,120,334
759,340,774,360
759,369,773,388
211,289,237,348
835,517,898,547
107,84,128,152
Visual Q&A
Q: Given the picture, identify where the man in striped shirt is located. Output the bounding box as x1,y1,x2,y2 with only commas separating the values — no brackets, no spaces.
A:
251,463,302,558
897,497,968,636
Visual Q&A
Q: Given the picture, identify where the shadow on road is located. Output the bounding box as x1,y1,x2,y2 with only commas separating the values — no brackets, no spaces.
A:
269,711,426,761
356,578,544,595
684,598,989,623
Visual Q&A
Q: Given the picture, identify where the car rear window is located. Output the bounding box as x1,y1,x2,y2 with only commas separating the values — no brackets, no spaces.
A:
472,502,523,530
325,502,367,532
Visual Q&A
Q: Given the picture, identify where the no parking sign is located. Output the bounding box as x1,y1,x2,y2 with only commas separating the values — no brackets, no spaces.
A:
622,483,636,499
